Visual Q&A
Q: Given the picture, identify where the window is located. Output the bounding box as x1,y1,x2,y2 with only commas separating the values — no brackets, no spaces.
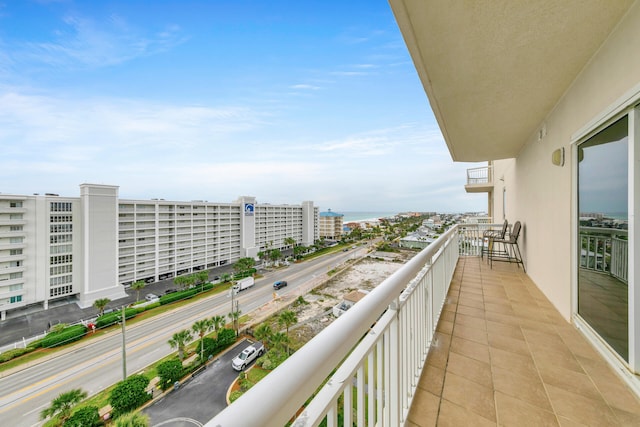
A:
50,202,72,212
50,224,72,233
10,225,23,231
50,244,72,254
50,275,72,286
10,201,23,208
50,265,72,275
50,234,72,244
9,213,23,220
50,285,72,297
9,272,22,279
50,254,72,265
9,284,22,291
9,261,22,268
10,295,22,303
9,237,23,244
10,249,22,255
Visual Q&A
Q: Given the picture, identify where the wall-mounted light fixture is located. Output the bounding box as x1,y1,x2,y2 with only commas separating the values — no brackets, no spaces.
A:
551,147,564,166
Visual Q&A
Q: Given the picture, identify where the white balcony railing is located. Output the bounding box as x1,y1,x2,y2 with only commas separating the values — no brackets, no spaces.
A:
579,226,628,283
466,165,492,185
207,225,466,426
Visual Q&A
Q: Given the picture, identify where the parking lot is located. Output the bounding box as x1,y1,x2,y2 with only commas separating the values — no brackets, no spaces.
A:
142,339,257,426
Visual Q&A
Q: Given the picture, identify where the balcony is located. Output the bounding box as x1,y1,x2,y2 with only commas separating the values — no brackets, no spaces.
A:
464,165,493,193
207,224,640,426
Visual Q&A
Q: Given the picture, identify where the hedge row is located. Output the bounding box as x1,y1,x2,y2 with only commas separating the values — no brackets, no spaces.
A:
197,328,236,360
233,269,256,280
0,347,32,363
96,307,141,329
35,324,88,349
159,282,215,305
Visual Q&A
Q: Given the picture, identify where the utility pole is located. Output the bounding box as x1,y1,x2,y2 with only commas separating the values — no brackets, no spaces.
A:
234,300,240,336
121,306,127,380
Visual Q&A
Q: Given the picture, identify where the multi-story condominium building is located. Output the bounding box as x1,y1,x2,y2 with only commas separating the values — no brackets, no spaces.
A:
319,209,344,241
0,185,318,320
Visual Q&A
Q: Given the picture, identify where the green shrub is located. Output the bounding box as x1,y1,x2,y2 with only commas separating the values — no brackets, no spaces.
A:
229,390,243,403
232,269,255,280
38,325,87,349
159,289,197,305
0,347,33,363
197,337,217,359
157,359,183,391
142,302,160,311
215,328,236,349
109,374,150,416
65,405,102,427
96,308,138,328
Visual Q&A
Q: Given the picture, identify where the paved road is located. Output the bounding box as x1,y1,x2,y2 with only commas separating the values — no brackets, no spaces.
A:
143,340,256,426
0,247,367,427
0,267,236,348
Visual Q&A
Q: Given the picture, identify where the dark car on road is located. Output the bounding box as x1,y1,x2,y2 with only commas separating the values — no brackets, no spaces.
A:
273,280,287,290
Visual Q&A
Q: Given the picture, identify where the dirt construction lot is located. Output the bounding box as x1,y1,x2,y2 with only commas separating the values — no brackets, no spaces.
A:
282,249,417,345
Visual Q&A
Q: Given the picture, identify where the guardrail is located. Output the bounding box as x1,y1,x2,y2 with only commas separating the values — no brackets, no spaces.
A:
466,165,492,185
207,225,461,426
579,226,628,283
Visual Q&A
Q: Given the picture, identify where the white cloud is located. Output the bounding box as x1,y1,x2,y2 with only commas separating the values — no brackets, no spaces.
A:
14,13,187,69
289,84,320,90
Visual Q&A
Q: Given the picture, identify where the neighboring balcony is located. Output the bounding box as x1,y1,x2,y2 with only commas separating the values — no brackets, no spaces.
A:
465,165,493,193
207,224,640,426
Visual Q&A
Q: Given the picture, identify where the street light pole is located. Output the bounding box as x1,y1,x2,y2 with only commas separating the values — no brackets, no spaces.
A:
121,306,127,381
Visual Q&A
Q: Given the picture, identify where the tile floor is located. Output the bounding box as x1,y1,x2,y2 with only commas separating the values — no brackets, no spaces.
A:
407,257,640,426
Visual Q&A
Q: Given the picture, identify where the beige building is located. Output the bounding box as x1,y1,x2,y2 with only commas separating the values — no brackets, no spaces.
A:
390,0,640,389
319,209,344,240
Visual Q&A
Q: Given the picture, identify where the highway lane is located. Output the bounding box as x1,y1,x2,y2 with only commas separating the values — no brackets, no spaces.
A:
0,246,368,427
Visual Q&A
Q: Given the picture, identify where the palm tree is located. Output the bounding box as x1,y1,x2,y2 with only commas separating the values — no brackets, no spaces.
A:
131,280,146,302
254,323,272,349
114,412,150,427
174,275,187,291
40,388,87,425
93,298,111,316
168,329,193,361
195,270,209,292
269,331,288,356
278,310,298,355
184,274,196,289
284,237,295,250
211,315,226,336
220,273,232,283
192,318,213,361
228,308,242,337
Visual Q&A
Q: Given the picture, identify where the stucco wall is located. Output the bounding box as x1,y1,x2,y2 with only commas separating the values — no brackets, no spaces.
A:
497,2,640,320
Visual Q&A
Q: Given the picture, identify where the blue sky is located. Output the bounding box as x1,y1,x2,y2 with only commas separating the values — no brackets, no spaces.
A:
0,0,485,213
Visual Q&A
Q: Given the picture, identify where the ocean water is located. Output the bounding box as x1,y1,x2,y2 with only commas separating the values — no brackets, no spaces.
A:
340,211,398,222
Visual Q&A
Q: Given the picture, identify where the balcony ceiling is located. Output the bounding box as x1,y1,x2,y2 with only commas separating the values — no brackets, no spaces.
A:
389,0,635,162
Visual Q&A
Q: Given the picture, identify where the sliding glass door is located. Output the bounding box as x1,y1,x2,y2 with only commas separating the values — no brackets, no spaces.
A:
577,116,629,361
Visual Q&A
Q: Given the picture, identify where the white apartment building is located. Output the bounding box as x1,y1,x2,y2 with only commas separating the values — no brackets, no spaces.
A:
0,184,318,319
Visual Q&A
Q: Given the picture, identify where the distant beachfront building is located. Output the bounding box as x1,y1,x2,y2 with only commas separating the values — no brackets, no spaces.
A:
0,184,318,320
319,209,344,240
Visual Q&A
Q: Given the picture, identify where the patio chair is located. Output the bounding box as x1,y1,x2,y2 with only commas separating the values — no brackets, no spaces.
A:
489,220,525,272
481,219,508,260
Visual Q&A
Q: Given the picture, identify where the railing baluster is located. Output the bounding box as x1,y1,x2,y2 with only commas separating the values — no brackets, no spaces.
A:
367,351,375,427
357,365,365,426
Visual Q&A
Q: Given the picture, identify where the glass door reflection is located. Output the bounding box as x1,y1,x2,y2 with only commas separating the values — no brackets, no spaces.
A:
577,116,629,361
